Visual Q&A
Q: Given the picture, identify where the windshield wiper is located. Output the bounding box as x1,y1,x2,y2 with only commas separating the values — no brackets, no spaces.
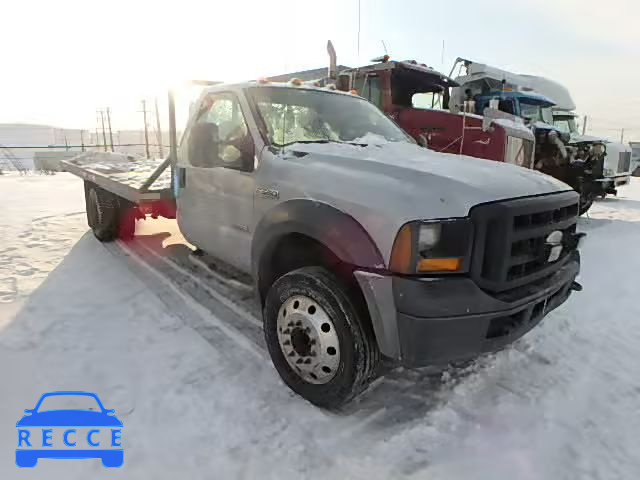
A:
277,139,367,148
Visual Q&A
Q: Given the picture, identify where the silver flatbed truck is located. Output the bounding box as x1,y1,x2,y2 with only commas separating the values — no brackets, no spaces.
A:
63,80,583,408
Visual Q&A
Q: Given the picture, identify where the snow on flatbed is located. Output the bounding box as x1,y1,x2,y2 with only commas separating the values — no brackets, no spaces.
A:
63,152,172,198
1,172,640,479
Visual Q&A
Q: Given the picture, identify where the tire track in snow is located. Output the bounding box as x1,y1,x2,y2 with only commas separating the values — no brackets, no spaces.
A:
116,236,482,425
135,240,262,329
113,239,267,362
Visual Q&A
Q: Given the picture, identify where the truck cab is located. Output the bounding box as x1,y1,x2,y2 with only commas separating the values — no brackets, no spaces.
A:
473,90,556,125
517,74,634,191
552,109,632,192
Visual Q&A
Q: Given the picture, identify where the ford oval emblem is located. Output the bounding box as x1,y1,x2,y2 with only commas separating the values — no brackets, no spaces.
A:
545,230,563,262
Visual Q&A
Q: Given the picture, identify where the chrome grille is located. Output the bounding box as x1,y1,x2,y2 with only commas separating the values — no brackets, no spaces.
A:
618,151,631,172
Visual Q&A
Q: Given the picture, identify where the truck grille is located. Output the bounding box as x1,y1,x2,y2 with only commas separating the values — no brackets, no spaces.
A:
469,191,579,293
618,151,631,172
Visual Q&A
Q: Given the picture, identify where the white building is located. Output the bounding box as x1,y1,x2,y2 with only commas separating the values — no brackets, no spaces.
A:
0,124,87,171
0,124,167,172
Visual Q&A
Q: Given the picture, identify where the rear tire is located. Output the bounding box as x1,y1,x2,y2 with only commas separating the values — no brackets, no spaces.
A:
263,266,380,409
84,182,136,241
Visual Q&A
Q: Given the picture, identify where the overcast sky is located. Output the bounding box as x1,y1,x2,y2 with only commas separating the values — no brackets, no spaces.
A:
1,0,637,141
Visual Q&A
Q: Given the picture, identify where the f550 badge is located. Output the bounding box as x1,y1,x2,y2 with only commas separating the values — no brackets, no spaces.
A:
16,391,123,468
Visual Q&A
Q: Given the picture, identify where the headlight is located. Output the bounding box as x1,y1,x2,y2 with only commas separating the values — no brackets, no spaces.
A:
389,219,473,274
418,223,442,253
603,167,615,177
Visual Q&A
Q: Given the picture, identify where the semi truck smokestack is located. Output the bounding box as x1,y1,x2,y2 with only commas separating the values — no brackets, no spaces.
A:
327,40,337,79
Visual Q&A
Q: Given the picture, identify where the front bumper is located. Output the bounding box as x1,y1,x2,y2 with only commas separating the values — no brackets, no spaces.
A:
598,174,631,190
355,252,580,367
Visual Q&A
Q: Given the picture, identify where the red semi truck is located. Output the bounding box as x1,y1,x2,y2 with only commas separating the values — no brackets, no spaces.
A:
270,42,535,169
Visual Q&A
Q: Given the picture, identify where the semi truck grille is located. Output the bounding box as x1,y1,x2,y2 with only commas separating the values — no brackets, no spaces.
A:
469,191,579,293
618,151,631,172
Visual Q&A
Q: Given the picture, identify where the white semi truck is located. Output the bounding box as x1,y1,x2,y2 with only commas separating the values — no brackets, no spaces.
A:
519,75,633,193
451,60,632,196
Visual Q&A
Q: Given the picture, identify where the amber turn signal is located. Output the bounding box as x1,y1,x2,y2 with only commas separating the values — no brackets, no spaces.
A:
389,224,413,273
417,258,462,272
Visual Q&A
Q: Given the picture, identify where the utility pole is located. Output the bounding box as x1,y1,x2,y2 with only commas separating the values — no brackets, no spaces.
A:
80,130,86,152
154,98,164,158
621,128,625,143
582,115,587,135
99,110,108,152
142,100,150,159
106,107,114,152
95,117,101,150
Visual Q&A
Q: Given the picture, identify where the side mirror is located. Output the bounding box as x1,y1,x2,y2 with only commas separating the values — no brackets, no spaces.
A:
188,122,220,168
417,134,429,148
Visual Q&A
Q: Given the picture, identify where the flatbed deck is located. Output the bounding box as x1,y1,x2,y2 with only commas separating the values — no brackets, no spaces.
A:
62,151,173,203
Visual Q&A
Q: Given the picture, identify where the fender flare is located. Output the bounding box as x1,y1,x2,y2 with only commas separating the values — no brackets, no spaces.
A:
251,199,385,296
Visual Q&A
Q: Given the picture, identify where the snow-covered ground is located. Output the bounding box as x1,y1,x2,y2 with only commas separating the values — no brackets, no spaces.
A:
1,172,640,479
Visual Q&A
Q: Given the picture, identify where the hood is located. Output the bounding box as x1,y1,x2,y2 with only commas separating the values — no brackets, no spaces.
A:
282,140,571,217
16,410,123,427
568,134,632,174
569,133,607,143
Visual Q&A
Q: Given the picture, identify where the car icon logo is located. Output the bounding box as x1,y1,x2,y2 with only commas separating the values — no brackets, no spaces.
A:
16,391,123,468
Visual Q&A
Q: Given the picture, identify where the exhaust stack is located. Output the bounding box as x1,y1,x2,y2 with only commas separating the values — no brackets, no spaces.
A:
327,40,337,79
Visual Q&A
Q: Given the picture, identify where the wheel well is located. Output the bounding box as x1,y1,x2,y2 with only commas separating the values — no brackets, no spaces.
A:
258,233,363,307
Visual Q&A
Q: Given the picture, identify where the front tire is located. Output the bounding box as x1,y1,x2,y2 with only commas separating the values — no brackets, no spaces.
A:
263,267,380,409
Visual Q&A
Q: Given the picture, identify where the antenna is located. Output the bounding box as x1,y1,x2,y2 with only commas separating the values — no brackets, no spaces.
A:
357,0,361,58
281,104,287,156
381,40,388,54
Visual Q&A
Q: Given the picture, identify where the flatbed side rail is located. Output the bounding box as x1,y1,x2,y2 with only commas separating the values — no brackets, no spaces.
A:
61,153,173,204
139,156,172,193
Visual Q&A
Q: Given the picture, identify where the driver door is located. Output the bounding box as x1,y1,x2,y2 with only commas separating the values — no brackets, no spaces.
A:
177,91,256,273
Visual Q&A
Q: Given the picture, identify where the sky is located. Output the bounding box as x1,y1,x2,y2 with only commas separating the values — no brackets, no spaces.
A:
1,0,638,141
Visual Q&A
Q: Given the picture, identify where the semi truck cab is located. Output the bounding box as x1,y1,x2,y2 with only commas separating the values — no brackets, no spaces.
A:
553,109,632,192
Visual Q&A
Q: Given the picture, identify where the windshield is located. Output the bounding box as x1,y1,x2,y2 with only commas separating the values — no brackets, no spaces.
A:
519,102,544,122
247,87,412,147
36,395,102,412
541,107,554,124
554,116,578,134
518,101,555,124
412,92,444,110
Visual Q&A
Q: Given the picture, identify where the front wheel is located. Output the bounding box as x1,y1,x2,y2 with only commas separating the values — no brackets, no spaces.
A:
263,267,380,409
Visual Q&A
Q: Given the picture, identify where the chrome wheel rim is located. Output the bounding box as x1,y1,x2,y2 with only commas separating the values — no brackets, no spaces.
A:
277,295,340,384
